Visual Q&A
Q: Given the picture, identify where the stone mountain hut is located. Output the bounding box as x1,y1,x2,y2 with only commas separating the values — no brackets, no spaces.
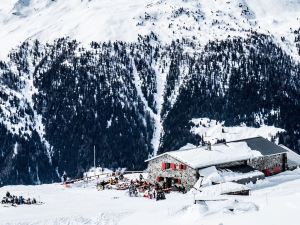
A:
146,137,300,191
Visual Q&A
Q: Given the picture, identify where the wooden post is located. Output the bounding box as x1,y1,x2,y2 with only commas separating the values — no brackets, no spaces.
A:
94,145,96,168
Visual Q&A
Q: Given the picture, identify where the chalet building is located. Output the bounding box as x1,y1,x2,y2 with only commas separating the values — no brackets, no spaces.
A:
146,137,300,191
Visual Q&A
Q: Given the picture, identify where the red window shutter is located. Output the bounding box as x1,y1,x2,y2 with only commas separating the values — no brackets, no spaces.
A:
183,165,187,170
273,166,281,174
156,177,161,182
265,169,270,177
177,179,181,184
162,162,166,170
171,163,176,170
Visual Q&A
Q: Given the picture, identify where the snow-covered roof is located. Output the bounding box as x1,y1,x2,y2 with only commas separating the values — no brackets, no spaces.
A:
171,142,262,169
232,137,288,156
195,182,250,197
194,165,264,188
146,137,290,169
218,168,264,183
147,141,262,169
279,145,300,167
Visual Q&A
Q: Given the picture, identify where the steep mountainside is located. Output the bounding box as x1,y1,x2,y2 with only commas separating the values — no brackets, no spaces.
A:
0,0,300,185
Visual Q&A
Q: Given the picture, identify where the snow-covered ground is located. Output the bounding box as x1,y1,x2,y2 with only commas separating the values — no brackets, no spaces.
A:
0,0,300,60
1,169,300,225
189,118,284,145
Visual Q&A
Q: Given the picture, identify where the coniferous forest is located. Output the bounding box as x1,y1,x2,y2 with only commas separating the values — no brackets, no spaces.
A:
0,32,299,185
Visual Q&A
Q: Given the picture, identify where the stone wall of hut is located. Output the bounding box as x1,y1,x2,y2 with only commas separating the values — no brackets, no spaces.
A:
146,154,198,190
248,153,287,175
147,152,287,190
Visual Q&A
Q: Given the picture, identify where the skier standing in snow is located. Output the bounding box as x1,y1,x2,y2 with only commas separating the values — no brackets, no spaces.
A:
62,171,68,183
139,174,143,182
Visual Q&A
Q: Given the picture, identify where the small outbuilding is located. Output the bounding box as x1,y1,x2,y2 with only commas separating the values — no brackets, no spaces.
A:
146,137,299,191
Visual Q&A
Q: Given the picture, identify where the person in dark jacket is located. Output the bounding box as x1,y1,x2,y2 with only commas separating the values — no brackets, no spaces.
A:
139,174,143,182
62,171,68,183
156,190,165,201
6,192,11,198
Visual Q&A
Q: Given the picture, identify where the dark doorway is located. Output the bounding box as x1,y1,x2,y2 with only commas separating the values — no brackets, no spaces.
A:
166,177,172,188
282,153,287,172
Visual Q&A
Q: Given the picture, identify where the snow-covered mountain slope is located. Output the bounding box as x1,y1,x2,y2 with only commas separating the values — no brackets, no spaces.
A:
0,0,300,185
0,0,300,60
1,170,300,225
1,32,300,185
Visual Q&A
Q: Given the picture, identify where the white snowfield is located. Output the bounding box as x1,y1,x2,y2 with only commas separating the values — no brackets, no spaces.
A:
0,0,300,59
190,117,285,145
1,169,300,225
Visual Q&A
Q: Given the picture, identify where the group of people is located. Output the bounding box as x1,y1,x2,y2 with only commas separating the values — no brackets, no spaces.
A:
1,192,38,206
94,172,170,201
140,183,166,201
96,173,124,190
128,183,139,197
128,175,166,201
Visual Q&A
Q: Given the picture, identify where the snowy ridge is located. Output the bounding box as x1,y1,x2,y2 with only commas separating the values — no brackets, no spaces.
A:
0,0,299,60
